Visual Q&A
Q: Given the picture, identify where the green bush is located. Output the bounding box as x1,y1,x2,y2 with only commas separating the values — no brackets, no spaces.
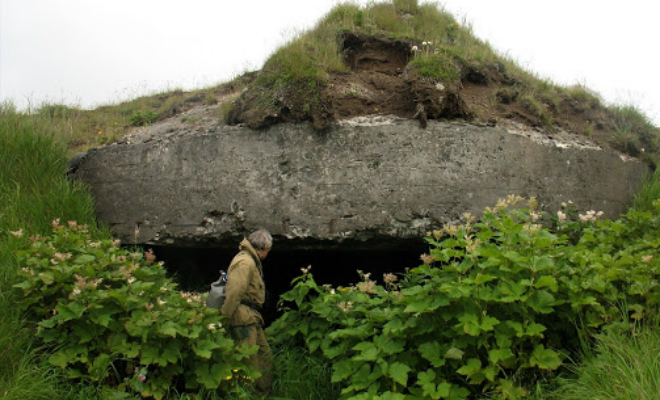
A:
129,110,158,126
270,196,660,400
12,222,256,399
409,52,460,83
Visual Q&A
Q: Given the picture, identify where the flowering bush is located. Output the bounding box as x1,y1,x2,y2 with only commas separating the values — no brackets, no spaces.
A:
270,196,660,400
13,220,255,399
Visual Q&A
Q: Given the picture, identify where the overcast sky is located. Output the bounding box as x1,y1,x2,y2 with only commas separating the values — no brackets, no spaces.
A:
1,0,658,125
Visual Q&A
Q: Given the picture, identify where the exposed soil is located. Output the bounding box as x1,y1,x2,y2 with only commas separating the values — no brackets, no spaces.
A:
222,32,624,151
131,32,652,159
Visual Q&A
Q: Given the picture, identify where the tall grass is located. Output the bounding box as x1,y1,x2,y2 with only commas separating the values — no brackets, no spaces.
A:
0,103,104,399
269,340,341,400
548,326,660,400
632,167,660,212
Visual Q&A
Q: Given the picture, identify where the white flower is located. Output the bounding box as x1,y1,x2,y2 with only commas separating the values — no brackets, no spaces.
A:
71,288,81,296
10,229,23,237
208,323,217,331
127,277,136,284
557,211,567,221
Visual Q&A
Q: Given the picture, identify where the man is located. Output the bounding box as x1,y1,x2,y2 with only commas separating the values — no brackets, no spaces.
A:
221,229,273,396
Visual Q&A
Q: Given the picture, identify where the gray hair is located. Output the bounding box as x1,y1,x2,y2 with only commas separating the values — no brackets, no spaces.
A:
248,229,272,250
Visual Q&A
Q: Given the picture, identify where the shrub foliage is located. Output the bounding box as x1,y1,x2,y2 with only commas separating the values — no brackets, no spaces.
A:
270,196,660,400
12,221,256,399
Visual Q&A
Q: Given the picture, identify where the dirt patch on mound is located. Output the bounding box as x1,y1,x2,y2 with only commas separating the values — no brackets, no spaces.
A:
226,32,624,151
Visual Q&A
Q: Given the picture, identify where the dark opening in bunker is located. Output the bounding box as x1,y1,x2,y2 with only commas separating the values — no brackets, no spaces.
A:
150,238,428,326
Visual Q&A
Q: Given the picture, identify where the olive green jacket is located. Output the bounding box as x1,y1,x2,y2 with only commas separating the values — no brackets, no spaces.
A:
220,239,265,326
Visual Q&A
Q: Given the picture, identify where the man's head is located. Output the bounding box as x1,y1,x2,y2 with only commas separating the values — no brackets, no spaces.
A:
248,229,272,260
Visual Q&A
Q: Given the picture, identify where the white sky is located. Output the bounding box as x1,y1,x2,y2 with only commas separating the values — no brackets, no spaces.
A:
1,0,658,126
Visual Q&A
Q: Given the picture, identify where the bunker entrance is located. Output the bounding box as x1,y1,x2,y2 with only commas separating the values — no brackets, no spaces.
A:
151,239,428,326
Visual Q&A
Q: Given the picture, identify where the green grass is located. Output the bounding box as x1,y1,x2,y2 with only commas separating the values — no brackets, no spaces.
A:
632,167,660,211
0,103,105,400
269,340,341,400
548,325,660,400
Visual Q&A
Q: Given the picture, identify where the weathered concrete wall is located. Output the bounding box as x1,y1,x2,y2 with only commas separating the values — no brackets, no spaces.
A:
69,117,649,248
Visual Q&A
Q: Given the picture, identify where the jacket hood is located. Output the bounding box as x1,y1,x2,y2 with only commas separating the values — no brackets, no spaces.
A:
239,238,263,275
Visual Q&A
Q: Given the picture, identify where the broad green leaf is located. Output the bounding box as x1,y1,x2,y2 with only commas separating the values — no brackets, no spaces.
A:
457,314,480,336
404,298,433,314
332,358,357,383
525,322,547,337
456,358,482,378
388,362,411,387
13,280,31,290
141,344,159,365
498,281,526,302
74,254,96,264
532,256,555,273
375,335,405,355
158,343,179,366
38,271,55,285
377,391,407,400
527,290,556,314
503,251,526,264
445,347,464,360
322,341,349,359
193,339,220,358
475,274,497,285
530,344,562,370
534,275,558,292
349,364,372,391
506,321,524,337
499,378,527,398
419,341,445,367
417,370,451,399
483,365,499,382
90,353,112,381
56,301,87,321
481,316,500,331
488,348,514,364
417,369,436,395
383,317,404,334
89,310,113,327
49,350,70,368
157,321,178,337
353,342,380,361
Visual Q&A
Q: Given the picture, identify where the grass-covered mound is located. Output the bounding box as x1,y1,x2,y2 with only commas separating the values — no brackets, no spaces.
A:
224,0,659,164
25,1,659,167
